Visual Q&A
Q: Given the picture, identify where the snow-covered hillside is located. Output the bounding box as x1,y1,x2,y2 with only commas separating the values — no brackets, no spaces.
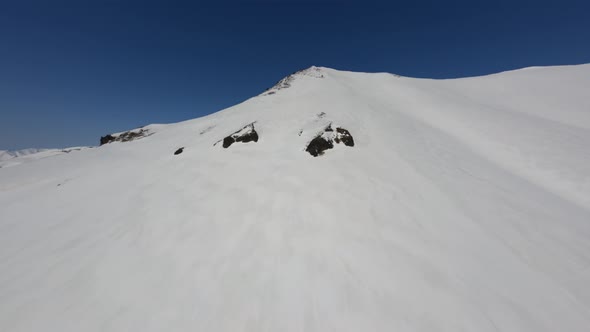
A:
1,64,590,331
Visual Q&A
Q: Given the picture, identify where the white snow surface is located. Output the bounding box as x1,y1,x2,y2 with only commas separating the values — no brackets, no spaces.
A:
1,64,590,331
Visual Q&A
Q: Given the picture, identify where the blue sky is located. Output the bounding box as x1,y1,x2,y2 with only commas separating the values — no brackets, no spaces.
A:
1,0,589,150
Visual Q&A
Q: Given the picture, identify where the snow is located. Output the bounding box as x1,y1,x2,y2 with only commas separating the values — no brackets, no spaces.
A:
0,149,49,162
1,64,590,331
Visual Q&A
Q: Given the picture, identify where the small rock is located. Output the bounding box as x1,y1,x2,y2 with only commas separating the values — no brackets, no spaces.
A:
305,136,334,157
335,127,354,146
174,147,184,155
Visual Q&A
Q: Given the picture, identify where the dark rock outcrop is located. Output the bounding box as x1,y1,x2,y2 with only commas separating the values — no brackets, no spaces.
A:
100,135,116,145
222,136,235,148
306,135,334,157
174,147,184,155
99,128,150,146
335,127,354,147
235,129,258,144
217,123,259,148
305,124,354,157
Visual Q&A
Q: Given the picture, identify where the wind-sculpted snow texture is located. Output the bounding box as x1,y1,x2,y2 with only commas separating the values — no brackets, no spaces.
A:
1,65,590,331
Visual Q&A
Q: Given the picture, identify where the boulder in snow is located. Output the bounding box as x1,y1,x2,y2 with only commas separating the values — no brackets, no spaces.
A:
100,128,150,146
217,123,259,148
305,124,354,157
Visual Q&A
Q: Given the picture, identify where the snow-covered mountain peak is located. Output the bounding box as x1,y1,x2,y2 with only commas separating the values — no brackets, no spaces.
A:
1,64,590,331
261,65,326,96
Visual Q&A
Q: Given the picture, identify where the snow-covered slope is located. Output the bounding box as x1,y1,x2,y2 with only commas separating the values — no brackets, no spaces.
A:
1,64,590,331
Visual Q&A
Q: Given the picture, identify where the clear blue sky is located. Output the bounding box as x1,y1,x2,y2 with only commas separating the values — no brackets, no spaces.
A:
1,0,589,150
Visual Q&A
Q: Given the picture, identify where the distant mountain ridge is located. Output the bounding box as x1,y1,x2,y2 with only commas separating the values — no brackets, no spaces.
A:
0,148,49,161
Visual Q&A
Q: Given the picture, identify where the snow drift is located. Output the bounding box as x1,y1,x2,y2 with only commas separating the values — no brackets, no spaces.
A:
1,64,590,331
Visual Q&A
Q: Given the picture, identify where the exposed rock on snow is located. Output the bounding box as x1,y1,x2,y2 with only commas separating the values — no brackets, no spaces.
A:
334,127,354,146
306,135,333,156
262,66,324,96
305,124,354,156
174,147,184,155
100,128,151,145
216,123,259,148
